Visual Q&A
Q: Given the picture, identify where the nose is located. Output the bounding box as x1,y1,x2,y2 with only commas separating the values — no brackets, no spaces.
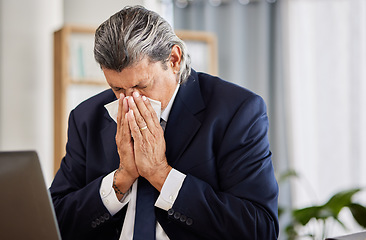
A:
125,88,134,97
125,88,141,97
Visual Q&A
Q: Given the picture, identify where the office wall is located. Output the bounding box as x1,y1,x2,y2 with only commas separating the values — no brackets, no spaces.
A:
0,0,63,186
63,0,144,27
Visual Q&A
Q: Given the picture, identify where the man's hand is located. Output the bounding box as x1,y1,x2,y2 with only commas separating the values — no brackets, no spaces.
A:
114,93,139,200
127,91,172,191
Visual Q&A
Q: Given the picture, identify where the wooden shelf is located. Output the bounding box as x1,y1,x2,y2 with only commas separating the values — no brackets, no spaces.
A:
53,25,106,174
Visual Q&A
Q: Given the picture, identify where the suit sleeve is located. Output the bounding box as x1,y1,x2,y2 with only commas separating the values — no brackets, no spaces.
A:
49,110,125,240
167,95,279,239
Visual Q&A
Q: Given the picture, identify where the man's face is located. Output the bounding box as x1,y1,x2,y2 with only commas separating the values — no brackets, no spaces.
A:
103,57,178,111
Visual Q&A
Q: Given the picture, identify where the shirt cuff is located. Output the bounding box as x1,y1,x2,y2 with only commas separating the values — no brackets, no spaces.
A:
100,170,130,216
155,168,186,211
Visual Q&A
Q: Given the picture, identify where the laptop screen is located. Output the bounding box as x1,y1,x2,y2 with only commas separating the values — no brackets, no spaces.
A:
0,151,61,240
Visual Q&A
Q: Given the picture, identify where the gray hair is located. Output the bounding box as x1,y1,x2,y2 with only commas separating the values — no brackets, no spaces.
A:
94,5,191,83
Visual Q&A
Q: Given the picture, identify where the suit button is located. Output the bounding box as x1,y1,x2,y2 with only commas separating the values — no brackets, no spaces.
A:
168,208,175,216
173,212,181,219
95,218,101,225
100,216,105,223
104,213,110,220
91,221,97,228
186,218,193,226
180,215,187,222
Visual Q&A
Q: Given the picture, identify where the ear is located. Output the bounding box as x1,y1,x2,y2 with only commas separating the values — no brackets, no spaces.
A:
169,45,182,74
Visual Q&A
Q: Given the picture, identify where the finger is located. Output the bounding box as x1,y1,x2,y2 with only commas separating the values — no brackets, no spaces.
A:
116,95,128,134
141,95,161,127
132,92,159,131
116,95,131,149
123,112,132,143
116,95,123,141
127,109,143,141
122,94,129,114
127,94,149,131
140,96,162,137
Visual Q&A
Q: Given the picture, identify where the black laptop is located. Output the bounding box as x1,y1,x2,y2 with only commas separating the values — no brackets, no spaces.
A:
0,151,61,240
326,231,366,240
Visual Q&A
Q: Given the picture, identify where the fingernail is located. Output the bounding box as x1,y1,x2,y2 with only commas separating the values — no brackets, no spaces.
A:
142,96,147,101
133,92,140,98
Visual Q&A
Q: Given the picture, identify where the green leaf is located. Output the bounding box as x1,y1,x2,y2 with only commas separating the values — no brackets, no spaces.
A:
293,206,328,225
278,206,285,217
277,169,298,183
348,203,366,228
324,188,361,216
333,216,347,230
285,224,298,240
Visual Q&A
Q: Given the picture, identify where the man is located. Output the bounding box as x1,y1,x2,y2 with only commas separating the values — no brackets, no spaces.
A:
50,5,279,240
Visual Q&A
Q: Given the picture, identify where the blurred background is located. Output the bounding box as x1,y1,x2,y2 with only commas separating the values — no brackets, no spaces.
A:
0,0,365,239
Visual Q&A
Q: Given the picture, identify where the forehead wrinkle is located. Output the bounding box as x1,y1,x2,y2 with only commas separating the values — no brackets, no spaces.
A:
126,58,153,83
116,67,144,88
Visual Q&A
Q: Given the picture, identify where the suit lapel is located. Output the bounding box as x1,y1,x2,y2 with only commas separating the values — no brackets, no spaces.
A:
100,111,119,165
165,71,205,167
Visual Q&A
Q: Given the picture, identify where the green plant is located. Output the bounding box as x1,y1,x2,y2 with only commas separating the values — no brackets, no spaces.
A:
278,170,366,239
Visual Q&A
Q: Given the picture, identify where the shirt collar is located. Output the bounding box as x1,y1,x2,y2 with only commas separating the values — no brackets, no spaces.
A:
161,84,180,122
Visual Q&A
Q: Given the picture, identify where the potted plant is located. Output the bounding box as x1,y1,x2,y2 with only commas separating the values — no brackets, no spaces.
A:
278,171,366,239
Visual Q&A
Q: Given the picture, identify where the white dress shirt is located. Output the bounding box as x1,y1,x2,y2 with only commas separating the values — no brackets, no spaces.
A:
100,84,186,240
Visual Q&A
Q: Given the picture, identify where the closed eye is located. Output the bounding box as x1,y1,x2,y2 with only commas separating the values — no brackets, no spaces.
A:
137,85,147,89
112,87,123,91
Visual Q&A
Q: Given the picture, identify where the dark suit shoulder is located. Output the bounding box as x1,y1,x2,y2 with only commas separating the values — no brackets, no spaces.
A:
71,89,116,120
196,72,265,113
74,88,115,111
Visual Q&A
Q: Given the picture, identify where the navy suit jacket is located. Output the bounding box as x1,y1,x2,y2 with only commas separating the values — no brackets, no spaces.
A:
50,70,279,240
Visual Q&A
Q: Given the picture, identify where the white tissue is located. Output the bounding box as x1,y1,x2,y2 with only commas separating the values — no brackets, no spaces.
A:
104,96,161,123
